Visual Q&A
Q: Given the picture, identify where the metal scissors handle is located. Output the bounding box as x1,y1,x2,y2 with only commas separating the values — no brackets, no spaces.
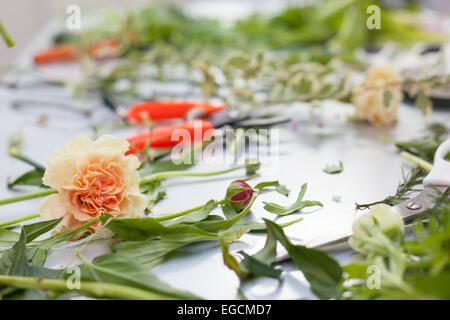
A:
276,139,450,261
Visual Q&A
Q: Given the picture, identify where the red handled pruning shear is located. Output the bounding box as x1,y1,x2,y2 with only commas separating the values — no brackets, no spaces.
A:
101,92,291,154
34,39,121,64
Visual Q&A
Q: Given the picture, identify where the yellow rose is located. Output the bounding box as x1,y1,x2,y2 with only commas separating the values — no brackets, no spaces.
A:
39,135,147,236
351,65,403,126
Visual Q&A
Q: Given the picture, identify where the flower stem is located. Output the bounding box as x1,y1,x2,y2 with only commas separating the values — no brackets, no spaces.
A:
0,213,39,228
0,275,170,300
154,202,216,222
9,147,45,171
139,165,245,185
0,189,56,206
0,166,244,207
0,22,14,47
400,151,432,172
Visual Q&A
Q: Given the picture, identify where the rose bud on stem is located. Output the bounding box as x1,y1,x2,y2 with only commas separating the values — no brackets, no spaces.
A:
225,180,255,212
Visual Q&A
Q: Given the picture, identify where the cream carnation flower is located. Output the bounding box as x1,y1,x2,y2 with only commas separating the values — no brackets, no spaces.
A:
39,135,147,235
351,65,403,126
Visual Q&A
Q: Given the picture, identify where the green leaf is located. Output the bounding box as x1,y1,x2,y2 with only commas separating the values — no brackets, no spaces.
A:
227,217,303,234
27,265,64,279
263,183,323,216
0,21,15,47
102,214,217,241
140,180,165,213
237,288,248,300
323,161,344,174
113,228,246,268
7,170,45,189
315,0,359,20
254,180,290,196
225,53,251,69
1,288,48,300
252,219,278,264
138,140,209,177
276,184,290,197
0,229,61,299
415,89,433,115
264,219,342,299
78,253,201,299
240,252,281,279
22,219,61,243
146,190,166,212
395,138,439,160
31,219,97,250
0,230,27,276
222,202,238,219
113,236,210,268
221,219,282,280
238,222,281,279
163,200,217,226
194,195,256,233
27,247,48,267
104,196,253,241
383,90,393,109
0,229,20,252
412,272,450,299
220,240,248,278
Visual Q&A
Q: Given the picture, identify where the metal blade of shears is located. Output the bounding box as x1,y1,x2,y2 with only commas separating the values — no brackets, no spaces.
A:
274,186,448,263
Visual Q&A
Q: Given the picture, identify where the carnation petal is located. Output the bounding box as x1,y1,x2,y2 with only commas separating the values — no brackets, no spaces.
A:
39,194,67,221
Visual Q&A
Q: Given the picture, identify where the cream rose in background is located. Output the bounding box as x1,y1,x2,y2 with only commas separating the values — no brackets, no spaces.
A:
351,64,403,126
39,135,148,236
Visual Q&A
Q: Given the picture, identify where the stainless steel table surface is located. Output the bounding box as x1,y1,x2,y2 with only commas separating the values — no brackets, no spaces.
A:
0,3,449,300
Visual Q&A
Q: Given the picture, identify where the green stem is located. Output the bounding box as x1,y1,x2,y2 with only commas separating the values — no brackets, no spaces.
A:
400,151,432,172
9,148,46,171
0,275,170,300
0,22,14,48
0,213,39,228
0,166,243,207
0,189,56,206
139,165,244,185
154,203,209,222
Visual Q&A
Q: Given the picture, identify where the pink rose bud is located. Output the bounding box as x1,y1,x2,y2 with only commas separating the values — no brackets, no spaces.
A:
226,180,254,212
